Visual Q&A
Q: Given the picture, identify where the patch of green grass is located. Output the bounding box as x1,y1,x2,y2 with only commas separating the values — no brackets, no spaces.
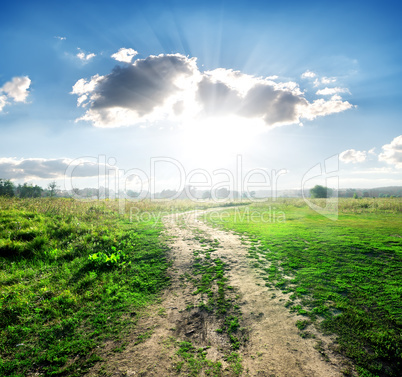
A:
295,319,310,330
226,352,243,376
179,229,247,373
0,198,179,376
206,198,402,377
189,241,245,347
134,329,154,345
175,341,222,376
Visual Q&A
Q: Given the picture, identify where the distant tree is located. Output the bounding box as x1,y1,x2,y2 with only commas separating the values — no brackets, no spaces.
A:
0,179,15,197
181,185,196,199
232,190,240,199
17,183,43,198
202,190,212,199
310,185,332,199
160,189,178,199
242,190,256,199
126,190,139,198
48,181,58,197
98,186,110,199
216,187,230,199
353,192,358,199
345,188,355,198
92,188,99,199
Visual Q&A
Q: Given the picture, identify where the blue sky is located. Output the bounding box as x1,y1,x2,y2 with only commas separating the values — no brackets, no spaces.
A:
1,0,401,194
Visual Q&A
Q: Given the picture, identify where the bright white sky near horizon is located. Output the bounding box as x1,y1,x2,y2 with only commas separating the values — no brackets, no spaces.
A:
1,0,401,194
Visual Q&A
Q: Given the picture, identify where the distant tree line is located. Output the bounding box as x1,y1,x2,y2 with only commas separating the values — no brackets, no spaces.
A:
309,185,401,199
337,187,402,198
1,177,401,200
0,179,59,198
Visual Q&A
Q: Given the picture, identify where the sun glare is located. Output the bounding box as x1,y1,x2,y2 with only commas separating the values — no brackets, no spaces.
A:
179,116,266,167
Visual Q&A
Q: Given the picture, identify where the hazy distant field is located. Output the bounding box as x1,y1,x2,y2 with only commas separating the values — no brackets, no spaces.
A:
206,198,402,376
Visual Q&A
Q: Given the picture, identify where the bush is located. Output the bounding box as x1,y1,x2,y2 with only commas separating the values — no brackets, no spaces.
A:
310,185,333,198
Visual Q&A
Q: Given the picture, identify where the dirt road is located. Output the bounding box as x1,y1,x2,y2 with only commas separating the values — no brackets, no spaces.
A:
89,209,347,376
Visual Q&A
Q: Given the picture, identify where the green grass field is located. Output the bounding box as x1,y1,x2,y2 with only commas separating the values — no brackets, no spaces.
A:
1,197,401,376
0,197,221,377
206,198,402,377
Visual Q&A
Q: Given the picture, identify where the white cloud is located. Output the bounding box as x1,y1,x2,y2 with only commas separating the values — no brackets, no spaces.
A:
0,95,7,112
0,76,31,112
111,48,138,63
316,87,350,96
301,70,316,79
321,76,337,84
0,157,116,180
71,74,104,96
368,147,376,155
339,149,367,163
302,96,354,121
314,76,337,87
352,167,398,175
1,76,31,102
76,50,96,62
379,135,402,168
77,95,88,107
73,53,201,127
72,53,355,128
55,36,66,41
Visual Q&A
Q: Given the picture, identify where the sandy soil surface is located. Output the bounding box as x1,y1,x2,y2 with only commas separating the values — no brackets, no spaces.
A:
88,209,350,376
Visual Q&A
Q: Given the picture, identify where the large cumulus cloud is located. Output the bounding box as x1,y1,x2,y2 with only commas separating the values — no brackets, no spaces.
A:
72,52,354,128
72,53,199,127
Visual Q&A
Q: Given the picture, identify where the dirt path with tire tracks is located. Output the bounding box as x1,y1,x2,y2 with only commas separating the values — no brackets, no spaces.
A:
88,209,348,377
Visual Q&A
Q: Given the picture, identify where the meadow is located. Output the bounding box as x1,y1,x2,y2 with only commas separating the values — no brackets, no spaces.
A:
0,197,219,376
1,196,401,377
206,198,402,377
